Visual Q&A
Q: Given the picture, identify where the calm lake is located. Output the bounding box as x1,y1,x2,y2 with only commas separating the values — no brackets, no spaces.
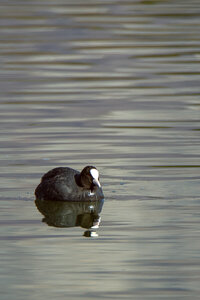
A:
1,0,200,299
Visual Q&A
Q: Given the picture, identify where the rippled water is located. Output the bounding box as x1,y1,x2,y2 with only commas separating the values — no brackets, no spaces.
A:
1,0,200,299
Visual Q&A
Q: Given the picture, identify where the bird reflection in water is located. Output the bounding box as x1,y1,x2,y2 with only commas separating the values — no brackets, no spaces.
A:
35,198,104,237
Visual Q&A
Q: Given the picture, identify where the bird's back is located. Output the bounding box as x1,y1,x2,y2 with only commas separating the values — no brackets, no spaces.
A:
41,167,78,182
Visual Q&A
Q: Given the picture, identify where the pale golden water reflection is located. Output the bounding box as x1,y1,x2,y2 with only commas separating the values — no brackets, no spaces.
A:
1,0,200,299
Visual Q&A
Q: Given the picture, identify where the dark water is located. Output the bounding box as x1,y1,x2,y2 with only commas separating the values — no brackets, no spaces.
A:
1,0,200,299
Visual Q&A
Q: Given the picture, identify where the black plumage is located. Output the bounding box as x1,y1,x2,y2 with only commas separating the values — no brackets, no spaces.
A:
35,166,104,202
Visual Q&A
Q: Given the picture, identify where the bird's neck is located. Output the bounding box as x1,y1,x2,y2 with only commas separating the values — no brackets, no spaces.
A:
74,174,83,187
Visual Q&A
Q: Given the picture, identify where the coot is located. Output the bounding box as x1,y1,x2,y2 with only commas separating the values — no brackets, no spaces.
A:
35,166,104,201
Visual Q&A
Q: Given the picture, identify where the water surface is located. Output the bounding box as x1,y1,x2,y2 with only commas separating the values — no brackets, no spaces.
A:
1,0,200,299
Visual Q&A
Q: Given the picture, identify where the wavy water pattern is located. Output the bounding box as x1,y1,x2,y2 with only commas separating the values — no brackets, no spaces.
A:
0,0,200,299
